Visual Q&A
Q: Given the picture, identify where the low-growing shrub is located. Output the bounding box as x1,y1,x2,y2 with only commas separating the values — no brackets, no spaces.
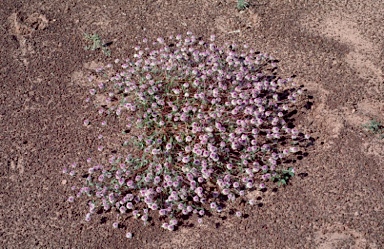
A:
84,33,111,56
363,119,384,139
63,32,310,232
237,0,249,11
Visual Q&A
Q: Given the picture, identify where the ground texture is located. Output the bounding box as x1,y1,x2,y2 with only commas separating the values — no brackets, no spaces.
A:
0,0,383,248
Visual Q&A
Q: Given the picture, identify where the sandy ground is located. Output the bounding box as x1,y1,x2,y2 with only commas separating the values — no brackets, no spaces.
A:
0,0,383,248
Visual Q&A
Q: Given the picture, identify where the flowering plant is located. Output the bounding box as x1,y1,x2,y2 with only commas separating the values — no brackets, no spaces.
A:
63,32,310,232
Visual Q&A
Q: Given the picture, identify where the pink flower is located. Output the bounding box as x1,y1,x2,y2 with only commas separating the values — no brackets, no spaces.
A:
182,156,190,163
170,219,178,226
85,213,91,222
167,224,174,231
210,202,217,209
126,232,133,239
126,202,133,209
222,189,229,195
166,143,172,150
290,147,298,153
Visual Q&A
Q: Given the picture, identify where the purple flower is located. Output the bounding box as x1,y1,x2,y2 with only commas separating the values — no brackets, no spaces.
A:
126,180,134,187
187,206,193,213
205,126,213,133
103,203,110,211
161,223,169,229
108,193,115,203
290,147,298,153
210,202,217,209
167,224,174,231
154,176,161,184
126,202,133,209
126,232,133,239
132,210,140,218
141,215,148,222
182,156,190,163
169,219,178,226
194,186,203,194
172,181,179,188
222,189,230,195
85,213,91,222
164,175,171,181
166,143,172,150
202,150,210,158
185,145,192,153
186,173,194,181
226,164,233,170
178,203,185,210
119,206,127,213
135,175,141,182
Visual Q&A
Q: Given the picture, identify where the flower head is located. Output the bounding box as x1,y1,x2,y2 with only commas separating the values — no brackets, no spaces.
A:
126,232,133,239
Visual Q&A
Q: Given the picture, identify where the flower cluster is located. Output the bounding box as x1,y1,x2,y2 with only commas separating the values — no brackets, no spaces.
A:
64,32,310,231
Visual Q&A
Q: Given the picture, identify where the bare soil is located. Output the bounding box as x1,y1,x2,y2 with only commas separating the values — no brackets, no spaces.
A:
1,0,383,248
